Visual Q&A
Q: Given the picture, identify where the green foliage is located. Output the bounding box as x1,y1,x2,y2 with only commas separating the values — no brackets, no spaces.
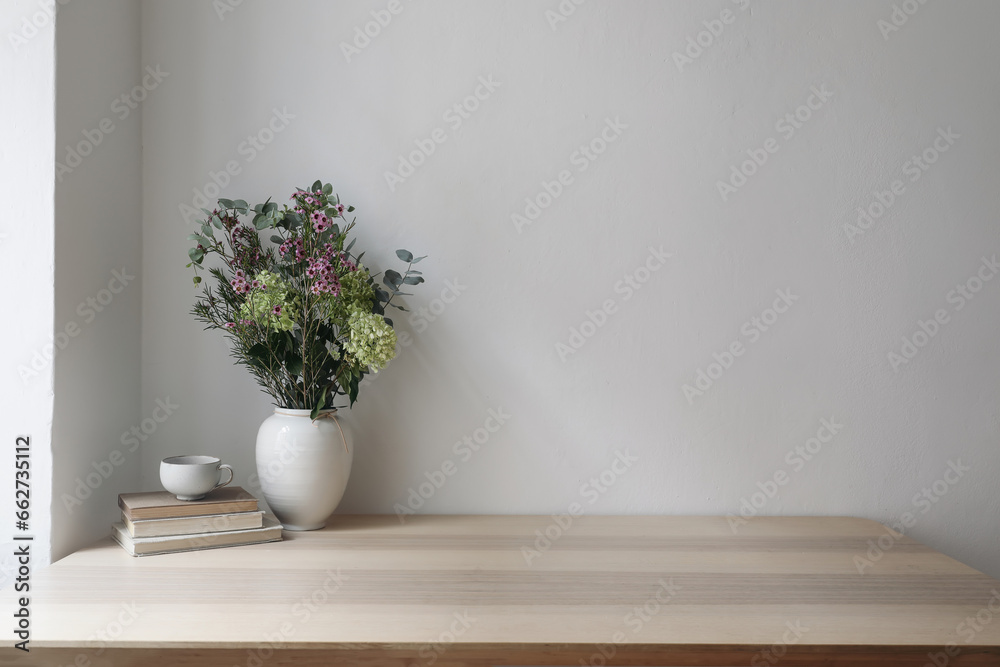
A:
186,181,426,412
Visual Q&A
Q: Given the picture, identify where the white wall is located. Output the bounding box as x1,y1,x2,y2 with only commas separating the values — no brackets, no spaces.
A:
51,0,143,561
0,0,57,576
140,0,1000,577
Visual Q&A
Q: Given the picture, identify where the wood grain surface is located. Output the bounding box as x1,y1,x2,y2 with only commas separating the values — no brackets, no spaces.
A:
3,515,999,666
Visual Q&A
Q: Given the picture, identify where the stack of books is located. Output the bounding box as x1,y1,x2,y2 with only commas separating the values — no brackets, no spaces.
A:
112,486,282,556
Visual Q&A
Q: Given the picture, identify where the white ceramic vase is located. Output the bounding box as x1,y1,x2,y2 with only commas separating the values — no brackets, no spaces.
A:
255,407,353,531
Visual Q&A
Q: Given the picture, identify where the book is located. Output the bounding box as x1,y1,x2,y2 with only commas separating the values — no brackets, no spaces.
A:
118,486,258,520
112,515,283,556
123,510,265,538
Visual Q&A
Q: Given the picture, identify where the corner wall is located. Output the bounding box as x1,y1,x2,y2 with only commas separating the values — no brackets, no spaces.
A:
50,0,143,562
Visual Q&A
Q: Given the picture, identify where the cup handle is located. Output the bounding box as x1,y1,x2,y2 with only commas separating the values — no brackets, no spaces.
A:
214,464,234,490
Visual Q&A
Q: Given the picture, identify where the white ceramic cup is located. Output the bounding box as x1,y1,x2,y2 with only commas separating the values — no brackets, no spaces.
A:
160,455,234,501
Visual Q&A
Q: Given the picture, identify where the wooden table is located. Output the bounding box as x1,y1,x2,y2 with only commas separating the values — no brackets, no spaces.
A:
3,515,1000,666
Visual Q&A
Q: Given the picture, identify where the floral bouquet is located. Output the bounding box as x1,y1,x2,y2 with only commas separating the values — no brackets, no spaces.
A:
187,180,424,418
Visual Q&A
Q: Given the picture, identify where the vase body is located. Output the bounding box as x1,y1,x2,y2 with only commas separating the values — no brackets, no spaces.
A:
255,408,353,531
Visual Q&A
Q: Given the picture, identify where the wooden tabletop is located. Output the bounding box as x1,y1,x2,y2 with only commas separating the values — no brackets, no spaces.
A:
3,515,1000,666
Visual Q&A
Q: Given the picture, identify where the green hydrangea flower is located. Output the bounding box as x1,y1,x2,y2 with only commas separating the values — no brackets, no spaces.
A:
328,266,375,321
239,270,298,332
344,308,397,372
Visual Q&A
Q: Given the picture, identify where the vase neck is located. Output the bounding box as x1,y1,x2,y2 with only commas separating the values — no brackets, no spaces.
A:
274,407,337,417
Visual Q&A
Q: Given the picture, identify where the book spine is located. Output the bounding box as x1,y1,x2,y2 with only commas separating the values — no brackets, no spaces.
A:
130,502,258,520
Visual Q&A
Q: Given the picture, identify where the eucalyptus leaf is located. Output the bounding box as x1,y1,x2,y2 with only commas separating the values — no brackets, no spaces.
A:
396,249,413,263
383,269,403,287
402,276,424,285
218,198,235,209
